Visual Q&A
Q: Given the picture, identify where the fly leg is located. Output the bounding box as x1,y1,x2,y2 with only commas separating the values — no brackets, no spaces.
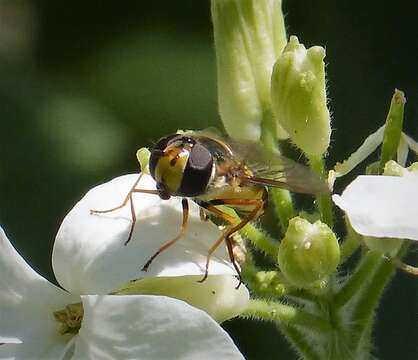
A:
90,173,161,245
197,199,263,287
218,199,264,288
199,207,210,222
195,200,236,224
141,198,189,271
198,231,227,283
194,200,236,283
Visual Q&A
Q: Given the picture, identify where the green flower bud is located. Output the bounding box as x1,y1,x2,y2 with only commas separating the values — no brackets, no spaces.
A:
278,216,339,289
271,36,331,156
211,0,287,141
379,89,406,172
384,160,418,177
408,162,418,172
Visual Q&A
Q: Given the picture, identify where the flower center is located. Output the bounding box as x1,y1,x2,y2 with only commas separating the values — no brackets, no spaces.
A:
53,302,84,335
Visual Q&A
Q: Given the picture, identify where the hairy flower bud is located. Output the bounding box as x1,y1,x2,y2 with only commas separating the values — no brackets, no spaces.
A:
383,160,418,177
212,0,287,141
271,36,331,156
278,217,339,288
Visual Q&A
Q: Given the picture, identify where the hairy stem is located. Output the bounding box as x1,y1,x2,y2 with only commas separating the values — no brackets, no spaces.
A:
334,251,381,309
351,246,408,351
339,217,362,263
242,299,332,335
339,233,361,264
241,223,278,260
279,325,322,360
351,256,394,350
261,108,295,230
309,156,334,228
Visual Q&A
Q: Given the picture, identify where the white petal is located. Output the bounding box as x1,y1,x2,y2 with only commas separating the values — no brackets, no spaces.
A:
333,175,418,240
116,275,249,323
396,134,409,166
0,337,75,360
334,125,385,177
0,344,17,360
53,174,236,295
14,338,74,360
0,227,78,357
74,295,244,360
403,132,418,155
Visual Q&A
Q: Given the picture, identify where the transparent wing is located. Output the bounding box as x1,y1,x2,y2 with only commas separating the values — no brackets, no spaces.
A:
228,139,330,195
191,129,329,195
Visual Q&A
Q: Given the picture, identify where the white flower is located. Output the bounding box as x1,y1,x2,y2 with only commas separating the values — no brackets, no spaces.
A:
0,174,249,359
333,175,418,241
53,174,240,294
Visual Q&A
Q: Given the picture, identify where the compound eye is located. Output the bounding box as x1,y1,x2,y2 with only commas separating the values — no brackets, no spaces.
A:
149,134,180,178
188,143,212,171
179,143,213,196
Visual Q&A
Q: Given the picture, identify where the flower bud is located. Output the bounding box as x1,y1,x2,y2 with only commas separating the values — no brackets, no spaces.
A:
271,36,331,157
379,89,406,171
212,0,287,141
384,160,418,177
278,216,339,288
408,162,418,173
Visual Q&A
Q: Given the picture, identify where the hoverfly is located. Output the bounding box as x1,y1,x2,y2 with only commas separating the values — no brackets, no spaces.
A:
91,129,329,283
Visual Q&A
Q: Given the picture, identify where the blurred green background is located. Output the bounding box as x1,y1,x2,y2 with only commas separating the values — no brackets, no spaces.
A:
0,1,417,359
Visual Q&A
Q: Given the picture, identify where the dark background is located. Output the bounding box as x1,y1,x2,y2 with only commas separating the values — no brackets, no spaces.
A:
0,1,417,359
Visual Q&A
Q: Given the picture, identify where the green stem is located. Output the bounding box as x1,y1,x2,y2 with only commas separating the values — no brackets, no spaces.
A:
339,220,362,263
309,156,334,228
351,245,408,351
279,325,322,360
288,289,321,305
242,299,333,334
270,188,295,231
339,233,361,264
331,245,409,358
355,319,374,359
260,108,295,230
351,257,394,349
334,251,381,309
241,223,278,260
219,205,279,259
379,89,406,172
